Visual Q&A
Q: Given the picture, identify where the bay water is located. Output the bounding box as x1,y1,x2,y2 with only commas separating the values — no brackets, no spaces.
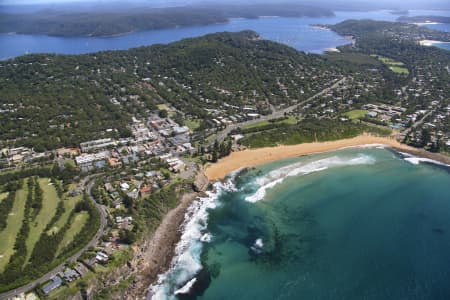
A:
150,147,450,299
1,10,449,60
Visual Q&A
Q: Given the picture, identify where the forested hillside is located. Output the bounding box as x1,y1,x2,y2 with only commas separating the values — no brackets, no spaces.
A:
1,21,449,152
0,30,341,150
330,19,450,42
0,4,333,37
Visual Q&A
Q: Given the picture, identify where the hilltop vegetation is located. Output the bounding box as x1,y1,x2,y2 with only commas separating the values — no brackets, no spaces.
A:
0,30,340,150
0,4,333,37
0,20,449,155
239,118,391,148
330,19,450,42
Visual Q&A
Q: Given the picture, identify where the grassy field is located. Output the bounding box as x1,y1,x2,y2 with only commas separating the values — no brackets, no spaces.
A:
156,104,170,111
0,176,101,292
24,178,60,265
389,66,409,74
371,55,409,75
326,52,381,66
242,116,297,130
342,110,368,120
0,178,89,271
0,188,27,272
156,104,175,117
184,119,201,131
48,187,82,235
0,192,7,204
240,119,392,148
56,212,89,256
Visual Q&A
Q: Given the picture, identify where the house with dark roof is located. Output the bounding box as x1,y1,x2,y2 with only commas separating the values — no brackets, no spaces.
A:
42,276,63,295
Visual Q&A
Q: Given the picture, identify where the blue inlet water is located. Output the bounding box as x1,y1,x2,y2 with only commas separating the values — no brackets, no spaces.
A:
1,10,449,60
150,147,450,299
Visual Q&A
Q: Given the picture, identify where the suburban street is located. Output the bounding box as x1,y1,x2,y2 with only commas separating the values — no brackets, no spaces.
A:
0,175,108,300
401,110,434,136
209,77,346,145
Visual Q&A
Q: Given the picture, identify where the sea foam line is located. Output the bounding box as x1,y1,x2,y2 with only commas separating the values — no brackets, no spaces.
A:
399,152,450,167
148,179,236,299
245,154,376,203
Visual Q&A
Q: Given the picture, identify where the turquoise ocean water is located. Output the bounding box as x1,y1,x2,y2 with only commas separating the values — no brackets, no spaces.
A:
150,147,450,299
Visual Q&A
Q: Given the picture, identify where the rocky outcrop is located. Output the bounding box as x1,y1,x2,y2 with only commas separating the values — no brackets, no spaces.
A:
193,167,209,192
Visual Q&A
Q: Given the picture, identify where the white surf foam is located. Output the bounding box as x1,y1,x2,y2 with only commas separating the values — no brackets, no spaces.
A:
398,151,449,167
355,143,387,149
250,238,264,254
174,277,197,296
200,233,212,243
404,157,449,167
148,179,235,300
245,154,376,203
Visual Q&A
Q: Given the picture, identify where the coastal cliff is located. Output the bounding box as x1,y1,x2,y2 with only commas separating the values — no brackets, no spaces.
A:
89,169,209,299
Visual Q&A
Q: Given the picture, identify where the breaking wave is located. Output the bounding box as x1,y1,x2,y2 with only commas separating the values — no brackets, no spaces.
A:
245,154,376,203
148,178,236,300
399,152,449,167
148,153,377,299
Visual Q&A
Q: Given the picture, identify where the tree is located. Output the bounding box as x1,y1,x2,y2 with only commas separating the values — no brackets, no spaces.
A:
119,229,136,244
158,109,168,118
212,150,218,162
123,195,133,209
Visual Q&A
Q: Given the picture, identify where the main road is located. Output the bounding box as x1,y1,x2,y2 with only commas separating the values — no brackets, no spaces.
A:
0,175,108,300
209,77,347,146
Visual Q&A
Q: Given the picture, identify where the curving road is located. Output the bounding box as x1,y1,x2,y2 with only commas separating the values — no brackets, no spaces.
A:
1,78,346,299
208,77,346,146
0,175,107,300
400,110,434,136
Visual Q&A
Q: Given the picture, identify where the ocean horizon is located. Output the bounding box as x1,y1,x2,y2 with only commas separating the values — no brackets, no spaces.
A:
150,147,450,299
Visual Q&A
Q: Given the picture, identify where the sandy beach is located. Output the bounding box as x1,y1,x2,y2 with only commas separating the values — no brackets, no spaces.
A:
114,136,450,299
325,47,340,52
419,39,445,46
205,135,450,181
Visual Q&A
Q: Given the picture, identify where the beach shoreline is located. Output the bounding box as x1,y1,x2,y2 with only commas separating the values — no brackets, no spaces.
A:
205,135,450,181
123,136,449,299
419,39,448,46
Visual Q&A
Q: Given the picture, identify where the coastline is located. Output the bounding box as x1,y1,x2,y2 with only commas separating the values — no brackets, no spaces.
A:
121,192,201,299
120,169,208,299
205,135,450,181
413,22,442,25
325,47,340,52
123,136,450,298
419,39,448,46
